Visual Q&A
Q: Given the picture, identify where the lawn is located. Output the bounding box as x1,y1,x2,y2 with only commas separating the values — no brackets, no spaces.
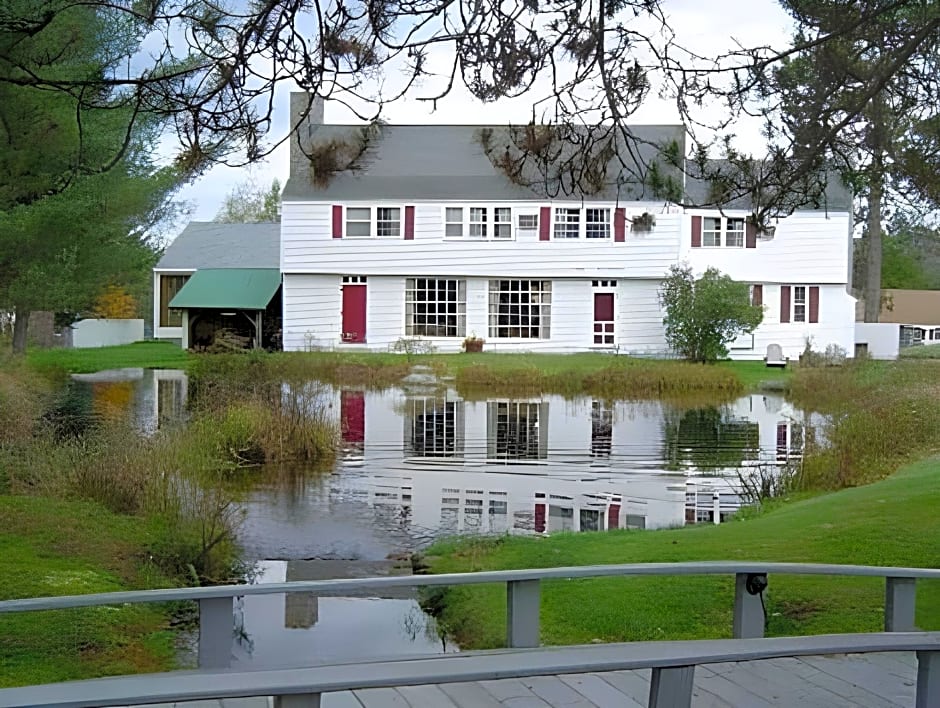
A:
21,341,788,393
0,496,178,687
25,340,193,374
424,456,940,649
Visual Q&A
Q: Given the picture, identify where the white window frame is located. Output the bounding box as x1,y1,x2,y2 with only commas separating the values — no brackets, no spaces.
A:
405,278,467,338
792,285,807,323
442,205,515,240
554,208,581,239
488,279,552,340
700,215,746,248
518,213,539,231
585,208,611,239
344,206,403,238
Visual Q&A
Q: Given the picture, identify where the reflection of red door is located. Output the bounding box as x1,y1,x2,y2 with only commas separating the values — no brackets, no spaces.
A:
593,292,615,346
340,391,365,444
342,284,367,343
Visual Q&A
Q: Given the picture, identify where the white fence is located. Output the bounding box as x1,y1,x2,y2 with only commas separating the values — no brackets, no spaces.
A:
70,319,144,348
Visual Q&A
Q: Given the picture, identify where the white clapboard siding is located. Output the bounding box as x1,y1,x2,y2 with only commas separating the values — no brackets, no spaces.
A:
282,274,341,351
281,202,681,279
680,211,852,284
617,280,668,354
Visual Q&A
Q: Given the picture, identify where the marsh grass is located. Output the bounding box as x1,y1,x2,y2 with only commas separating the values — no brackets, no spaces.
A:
788,360,940,489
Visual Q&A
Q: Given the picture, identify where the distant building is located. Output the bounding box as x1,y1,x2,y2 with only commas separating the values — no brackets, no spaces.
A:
856,289,940,347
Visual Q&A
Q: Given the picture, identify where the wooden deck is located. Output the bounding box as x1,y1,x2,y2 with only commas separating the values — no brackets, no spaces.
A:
141,651,916,707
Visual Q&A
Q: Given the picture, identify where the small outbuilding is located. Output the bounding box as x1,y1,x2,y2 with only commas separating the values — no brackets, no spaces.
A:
153,222,281,350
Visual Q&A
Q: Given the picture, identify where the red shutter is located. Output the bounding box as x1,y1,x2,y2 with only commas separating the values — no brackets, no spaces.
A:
780,286,791,323
752,284,763,307
539,207,551,241
404,206,415,240
746,220,757,248
332,205,343,239
691,215,702,247
809,286,820,323
614,208,626,242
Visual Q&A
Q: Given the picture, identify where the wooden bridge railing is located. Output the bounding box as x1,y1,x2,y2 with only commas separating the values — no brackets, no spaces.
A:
1,561,939,707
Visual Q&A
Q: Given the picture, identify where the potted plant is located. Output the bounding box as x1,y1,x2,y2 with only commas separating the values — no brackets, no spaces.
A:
631,212,656,232
463,333,485,353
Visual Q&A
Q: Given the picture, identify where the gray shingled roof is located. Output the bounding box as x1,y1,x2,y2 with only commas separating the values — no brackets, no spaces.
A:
283,124,686,202
683,160,853,212
155,222,280,270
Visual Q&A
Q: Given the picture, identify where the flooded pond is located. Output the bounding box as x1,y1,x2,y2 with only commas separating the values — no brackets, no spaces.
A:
67,367,817,665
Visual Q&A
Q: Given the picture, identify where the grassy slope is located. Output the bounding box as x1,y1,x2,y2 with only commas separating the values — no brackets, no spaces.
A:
26,341,193,374
425,457,940,649
0,497,177,687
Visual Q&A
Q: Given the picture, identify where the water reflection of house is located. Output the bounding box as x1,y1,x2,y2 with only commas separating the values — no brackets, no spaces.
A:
284,561,319,630
334,388,814,534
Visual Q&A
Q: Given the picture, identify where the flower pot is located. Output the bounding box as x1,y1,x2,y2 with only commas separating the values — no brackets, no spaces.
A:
463,339,484,353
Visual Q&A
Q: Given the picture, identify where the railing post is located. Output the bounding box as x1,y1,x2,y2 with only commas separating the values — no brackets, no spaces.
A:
649,666,695,708
506,579,540,648
916,650,940,708
198,596,234,669
733,573,766,639
885,577,917,632
275,694,322,708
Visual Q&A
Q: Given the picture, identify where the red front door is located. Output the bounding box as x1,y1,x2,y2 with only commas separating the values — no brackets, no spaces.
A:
341,284,367,343
593,292,615,346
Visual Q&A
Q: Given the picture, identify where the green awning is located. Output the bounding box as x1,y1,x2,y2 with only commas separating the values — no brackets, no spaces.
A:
169,268,280,310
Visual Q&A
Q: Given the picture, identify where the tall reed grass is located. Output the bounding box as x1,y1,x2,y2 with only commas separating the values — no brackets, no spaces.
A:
788,360,940,489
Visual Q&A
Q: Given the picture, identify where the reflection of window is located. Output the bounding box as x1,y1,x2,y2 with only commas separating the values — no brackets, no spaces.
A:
776,421,804,462
406,399,464,458
159,274,189,327
487,401,548,461
591,401,613,457
488,280,551,339
405,279,466,337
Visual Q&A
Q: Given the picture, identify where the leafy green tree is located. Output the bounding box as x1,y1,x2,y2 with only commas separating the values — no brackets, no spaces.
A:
659,265,764,363
214,178,281,223
0,5,187,353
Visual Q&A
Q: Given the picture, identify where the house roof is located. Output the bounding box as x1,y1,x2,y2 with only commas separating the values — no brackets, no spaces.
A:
861,289,940,326
169,268,281,310
282,123,687,203
155,222,280,270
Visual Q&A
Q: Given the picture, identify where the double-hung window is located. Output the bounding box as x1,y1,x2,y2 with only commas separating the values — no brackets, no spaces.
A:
469,207,488,238
586,208,611,239
701,216,745,247
493,208,512,239
345,208,372,237
725,218,745,247
793,286,807,323
445,207,464,237
702,217,722,247
345,206,401,237
554,208,580,239
376,207,401,237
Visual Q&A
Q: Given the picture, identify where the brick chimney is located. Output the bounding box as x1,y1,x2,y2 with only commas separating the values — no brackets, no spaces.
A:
289,92,325,180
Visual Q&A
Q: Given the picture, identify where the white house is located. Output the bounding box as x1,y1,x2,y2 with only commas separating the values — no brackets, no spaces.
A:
279,93,857,360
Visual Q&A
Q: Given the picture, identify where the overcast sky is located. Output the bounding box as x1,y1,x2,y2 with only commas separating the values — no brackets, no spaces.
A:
174,0,794,228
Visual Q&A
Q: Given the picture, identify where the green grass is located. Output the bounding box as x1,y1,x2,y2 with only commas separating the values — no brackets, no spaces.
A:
0,496,179,687
900,345,940,359
21,342,786,393
424,457,940,649
25,341,193,374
